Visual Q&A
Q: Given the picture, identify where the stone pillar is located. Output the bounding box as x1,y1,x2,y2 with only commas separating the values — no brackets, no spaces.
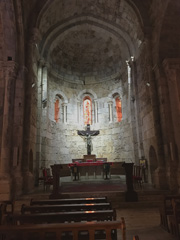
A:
130,59,144,161
35,63,43,185
163,59,180,191
63,103,67,123
94,100,98,123
10,66,27,198
22,28,41,193
77,101,81,123
108,101,113,122
122,162,138,202
0,61,18,200
49,164,62,199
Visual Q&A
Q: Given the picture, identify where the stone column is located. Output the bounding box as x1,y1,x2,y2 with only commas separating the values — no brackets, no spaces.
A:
0,61,18,200
22,28,41,193
63,103,67,123
10,66,27,198
163,59,180,191
77,101,81,123
130,59,144,161
122,162,138,202
49,164,62,199
35,63,43,185
108,101,113,122
94,100,98,123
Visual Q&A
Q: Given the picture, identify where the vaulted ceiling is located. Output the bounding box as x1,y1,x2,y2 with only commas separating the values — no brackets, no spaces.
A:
22,0,159,81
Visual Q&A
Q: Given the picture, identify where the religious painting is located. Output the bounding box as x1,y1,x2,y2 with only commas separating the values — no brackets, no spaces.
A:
115,97,122,122
83,97,92,125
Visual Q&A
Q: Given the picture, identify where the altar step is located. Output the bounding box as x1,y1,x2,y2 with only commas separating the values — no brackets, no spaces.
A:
60,188,170,209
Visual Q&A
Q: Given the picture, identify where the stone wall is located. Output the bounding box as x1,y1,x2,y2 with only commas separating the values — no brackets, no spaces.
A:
39,70,135,167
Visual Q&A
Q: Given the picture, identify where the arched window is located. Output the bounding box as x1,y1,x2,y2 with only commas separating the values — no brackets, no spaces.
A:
54,94,67,123
54,98,59,122
115,97,122,122
83,97,92,125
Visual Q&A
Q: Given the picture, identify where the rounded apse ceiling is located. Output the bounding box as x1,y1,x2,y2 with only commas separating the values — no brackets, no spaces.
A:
48,27,124,81
37,0,144,83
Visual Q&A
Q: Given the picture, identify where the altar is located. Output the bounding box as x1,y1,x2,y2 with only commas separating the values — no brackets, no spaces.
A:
69,155,112,180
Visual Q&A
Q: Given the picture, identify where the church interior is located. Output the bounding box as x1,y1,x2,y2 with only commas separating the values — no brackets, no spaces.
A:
0,0,180,239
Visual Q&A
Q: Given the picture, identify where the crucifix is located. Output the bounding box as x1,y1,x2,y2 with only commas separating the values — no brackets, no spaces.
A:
77,124,100,155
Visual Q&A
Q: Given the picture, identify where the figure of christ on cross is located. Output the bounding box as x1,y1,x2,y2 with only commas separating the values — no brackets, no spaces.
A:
77,124,100,155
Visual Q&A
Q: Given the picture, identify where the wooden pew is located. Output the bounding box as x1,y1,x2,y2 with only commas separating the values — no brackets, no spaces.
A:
159,194,180,231
30,197,107,206
168,198,180,238
21,202,112,214
8,209,116,225
0,219,126,240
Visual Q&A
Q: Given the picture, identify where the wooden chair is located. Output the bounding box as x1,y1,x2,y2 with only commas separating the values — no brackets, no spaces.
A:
133,165,143,189
42,168,53,191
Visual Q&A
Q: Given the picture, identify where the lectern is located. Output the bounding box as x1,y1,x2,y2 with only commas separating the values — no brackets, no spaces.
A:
122,162,138,202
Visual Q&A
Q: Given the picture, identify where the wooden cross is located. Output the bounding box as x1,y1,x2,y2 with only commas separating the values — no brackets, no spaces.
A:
77,124,100,155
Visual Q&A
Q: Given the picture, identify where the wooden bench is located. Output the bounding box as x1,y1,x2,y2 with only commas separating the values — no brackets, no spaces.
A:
21,202,112,214
168,198,180,238
8,209,116,225
0,219,126,240
159,194,180,231
30,197,107,206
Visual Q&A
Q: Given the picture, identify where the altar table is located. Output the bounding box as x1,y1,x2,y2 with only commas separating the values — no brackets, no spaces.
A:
68,162,112,180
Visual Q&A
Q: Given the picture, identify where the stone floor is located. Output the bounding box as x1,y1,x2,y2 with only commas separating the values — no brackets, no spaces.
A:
11,177,177,240
116,207,176,240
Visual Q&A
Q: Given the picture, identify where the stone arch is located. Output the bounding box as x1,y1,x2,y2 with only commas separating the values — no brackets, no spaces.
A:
41,17,132,65
149,145,158,185
77,89,97,125
108,91,123,123
77,89,97,101
54,90,68,103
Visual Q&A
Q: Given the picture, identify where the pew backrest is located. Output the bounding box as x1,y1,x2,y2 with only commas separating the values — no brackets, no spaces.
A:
30,197,107,205
0,218,126,240
22,202,112,214
10,209,116,225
